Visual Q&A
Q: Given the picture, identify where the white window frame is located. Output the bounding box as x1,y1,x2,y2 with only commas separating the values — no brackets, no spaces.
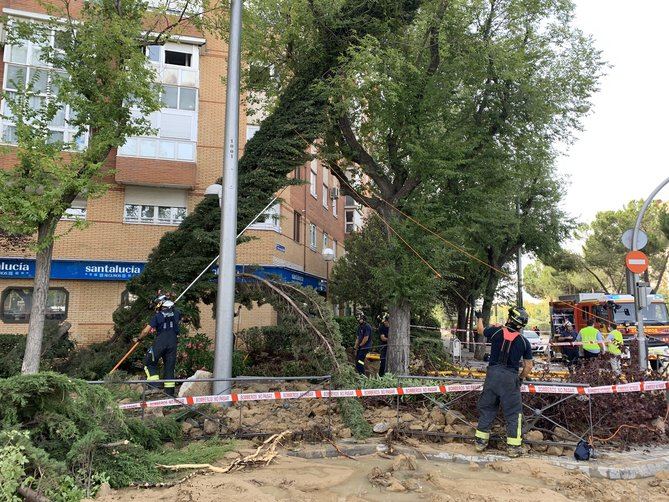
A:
323,232,329,250
310,145,318,198
248,203,281,233
345,209,355,234
309,223,317,251
123,203,187,226
118,42,199,162
1,30,88,149
332,189,338,216
332,240,337,259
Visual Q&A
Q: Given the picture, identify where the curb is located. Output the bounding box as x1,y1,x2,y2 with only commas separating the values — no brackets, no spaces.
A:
286,441,669,480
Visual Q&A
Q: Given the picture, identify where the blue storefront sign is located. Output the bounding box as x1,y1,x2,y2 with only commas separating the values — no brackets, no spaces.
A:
0,257,327,291
0,258,145,281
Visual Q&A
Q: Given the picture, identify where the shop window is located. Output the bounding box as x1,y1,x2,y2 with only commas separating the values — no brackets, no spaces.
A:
1,287,68,323
120,289,138,309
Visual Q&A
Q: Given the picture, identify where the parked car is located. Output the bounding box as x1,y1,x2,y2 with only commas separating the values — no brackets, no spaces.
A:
522,330,549,355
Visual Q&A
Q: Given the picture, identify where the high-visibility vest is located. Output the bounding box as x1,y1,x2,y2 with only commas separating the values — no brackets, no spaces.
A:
607,329,624,355
579,326,601,352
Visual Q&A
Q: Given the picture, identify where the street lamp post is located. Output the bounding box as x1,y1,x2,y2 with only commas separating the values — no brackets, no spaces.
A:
632,176,669,371
322,248,334,299
213,0,243,398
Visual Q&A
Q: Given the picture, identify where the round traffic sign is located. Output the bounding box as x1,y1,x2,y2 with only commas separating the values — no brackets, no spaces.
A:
626,250,649,274
621,229,648,250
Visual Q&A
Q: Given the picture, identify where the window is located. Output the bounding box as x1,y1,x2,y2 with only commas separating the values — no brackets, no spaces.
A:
119,42,198,161
1,33,87,149
345,195,356,207
323,232,329,250
246,124,260,142
293,211,302,242
124,186,187,226
1,287,68,323
120,289,138,309
61,195,87,221
322,183,329,208
345,209,355,234
309,224,317,250
161,85,197,111
310,167,317,198
165,50,192,67
332,188,338,216
310,145,318,198
248,203,281,232
332,240,337,259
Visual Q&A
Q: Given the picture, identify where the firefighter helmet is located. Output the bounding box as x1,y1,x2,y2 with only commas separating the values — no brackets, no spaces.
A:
507,306,529,330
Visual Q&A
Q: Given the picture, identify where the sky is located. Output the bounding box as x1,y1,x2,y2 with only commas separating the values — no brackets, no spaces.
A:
558,1,669,226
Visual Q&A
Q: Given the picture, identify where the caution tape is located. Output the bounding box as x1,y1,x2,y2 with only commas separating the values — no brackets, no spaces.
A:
119,380,669,411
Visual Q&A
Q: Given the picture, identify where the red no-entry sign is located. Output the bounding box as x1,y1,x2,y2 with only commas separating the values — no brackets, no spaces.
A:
626,250,649,274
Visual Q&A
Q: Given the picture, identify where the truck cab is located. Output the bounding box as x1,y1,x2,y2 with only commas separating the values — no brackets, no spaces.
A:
549,293,669,364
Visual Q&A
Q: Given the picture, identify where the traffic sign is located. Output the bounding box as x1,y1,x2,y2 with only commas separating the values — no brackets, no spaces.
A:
626,250,649,274
621,229,648,250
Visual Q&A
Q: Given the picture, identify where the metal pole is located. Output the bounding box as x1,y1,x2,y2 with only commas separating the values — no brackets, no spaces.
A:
632,176,669,371
214,0,243,398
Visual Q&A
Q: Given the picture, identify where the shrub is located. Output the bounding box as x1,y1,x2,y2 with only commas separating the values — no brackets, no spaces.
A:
176,332,214,378
334,316,358,349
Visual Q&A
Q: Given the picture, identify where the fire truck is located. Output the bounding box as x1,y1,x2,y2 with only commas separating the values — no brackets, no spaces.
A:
549,293,669,365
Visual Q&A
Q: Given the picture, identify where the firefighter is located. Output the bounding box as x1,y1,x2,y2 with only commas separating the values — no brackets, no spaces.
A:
558,321,579,370
136,298,181,396
474,306,533,458
576,318,605,359
354,313,372,375
378,314,390,376
606,322,624,374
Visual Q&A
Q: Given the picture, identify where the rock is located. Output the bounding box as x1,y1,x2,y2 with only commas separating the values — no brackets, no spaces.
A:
444,409,466,426
400,413,414,423
96,482,112,498
552,426,571,442
526,430,544,442
189,426,204,438
181,421,193,434
374,422,391,434
178,370,213,398
427,423,440,432
429,408,446,426
533,443,548,453
379,408,397,419
143,407,164,419
442,425,456,443
339,428,352,439
386,479,407,492
546,446,564,456
129,383,144,394
652,417,666,434
469,462,480,471
488,461,511,474
401,478,422,491
391,454,417,472
453,424,473,435
203,419,219,435
409,423,423,431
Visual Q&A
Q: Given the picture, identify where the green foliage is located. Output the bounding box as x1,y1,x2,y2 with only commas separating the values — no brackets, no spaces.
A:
125,417,183,451
146,438,234,466
176,333,214,378
333,316,358,349
0,430,29,502
0,322,75,377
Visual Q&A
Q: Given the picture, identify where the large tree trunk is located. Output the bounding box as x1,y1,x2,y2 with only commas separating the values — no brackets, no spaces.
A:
388,298,410,374
21,218,57,374
475,273,500,360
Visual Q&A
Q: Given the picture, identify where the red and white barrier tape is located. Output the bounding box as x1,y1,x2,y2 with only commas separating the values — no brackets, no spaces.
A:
119,380,669,410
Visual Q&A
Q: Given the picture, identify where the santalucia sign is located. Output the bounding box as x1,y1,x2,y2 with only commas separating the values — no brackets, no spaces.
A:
0,258,145,281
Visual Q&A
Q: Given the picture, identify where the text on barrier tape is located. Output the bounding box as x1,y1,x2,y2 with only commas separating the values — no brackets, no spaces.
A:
118,380,669,411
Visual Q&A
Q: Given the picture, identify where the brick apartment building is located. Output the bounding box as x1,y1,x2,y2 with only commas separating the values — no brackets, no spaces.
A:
0,2,360,344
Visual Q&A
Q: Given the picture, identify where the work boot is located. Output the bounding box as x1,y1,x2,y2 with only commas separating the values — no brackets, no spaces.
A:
507,445,522,458
474,437,488,453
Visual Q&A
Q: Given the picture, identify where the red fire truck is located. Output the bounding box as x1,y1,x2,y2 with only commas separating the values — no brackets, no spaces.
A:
549,293,669,363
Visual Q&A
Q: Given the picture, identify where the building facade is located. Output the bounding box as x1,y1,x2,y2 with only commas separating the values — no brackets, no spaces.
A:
0,1,355,344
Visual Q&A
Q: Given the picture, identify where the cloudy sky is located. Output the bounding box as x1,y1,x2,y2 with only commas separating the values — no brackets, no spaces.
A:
558,0,669,226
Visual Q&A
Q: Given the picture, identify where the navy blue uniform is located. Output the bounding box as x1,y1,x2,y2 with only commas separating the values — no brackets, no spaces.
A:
378,323,389,376
476,326,532,447
144,309,181,395
559,326,579,368
355,322,372,375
